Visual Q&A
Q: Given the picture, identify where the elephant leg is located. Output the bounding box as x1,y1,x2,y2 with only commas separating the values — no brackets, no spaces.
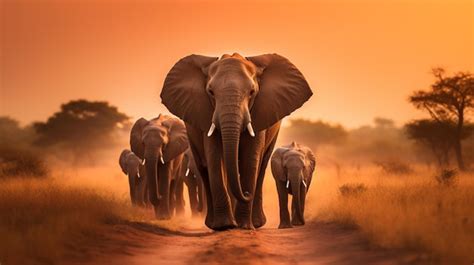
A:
174,177,185,217
128,173,137,206
169,179,177,216
252,135,278,228
235,133,265,229
188,180,199,217
204,135,236,230
200,169,215,227
291,184,306,226
276,179,292,229
253,125,279,228
197,177,206,215
136,177,146,207
155,163,171,219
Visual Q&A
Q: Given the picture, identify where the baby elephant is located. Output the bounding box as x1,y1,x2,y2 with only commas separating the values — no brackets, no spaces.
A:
271,142,316,229
119,149,148,207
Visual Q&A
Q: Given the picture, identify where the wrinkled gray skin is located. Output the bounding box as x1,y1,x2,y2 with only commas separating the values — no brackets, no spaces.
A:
130,115,189,219
271,142,316,229
181,149,206,217
119,149,148,206
161,53,312,230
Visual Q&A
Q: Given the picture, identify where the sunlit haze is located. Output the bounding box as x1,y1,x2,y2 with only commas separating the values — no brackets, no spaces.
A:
1,0,473,127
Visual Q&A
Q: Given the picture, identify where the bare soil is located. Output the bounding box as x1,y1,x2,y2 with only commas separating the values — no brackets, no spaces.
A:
64,221,429,265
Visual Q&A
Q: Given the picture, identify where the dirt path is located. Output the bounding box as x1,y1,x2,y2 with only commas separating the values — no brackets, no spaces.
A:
67,221,427,265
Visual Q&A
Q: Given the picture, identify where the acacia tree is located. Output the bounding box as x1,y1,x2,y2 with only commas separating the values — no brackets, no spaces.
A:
406,120,457,167
409,68,474,170
34,100,130,163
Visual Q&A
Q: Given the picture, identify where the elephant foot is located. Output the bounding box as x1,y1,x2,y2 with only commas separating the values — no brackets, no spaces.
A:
210,216,237,231
291,219,305,226
252,214,267,229
237,221,255,230
154,208,171,220
278,223,293,229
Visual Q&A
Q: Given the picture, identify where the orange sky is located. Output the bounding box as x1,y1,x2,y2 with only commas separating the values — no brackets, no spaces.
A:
1,0,473,128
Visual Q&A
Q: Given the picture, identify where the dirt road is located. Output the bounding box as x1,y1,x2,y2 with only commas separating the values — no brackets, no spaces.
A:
67,220,427,265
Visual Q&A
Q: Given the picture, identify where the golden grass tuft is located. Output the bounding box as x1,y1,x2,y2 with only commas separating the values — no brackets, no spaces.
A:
310,167,474,263
0,177,132,264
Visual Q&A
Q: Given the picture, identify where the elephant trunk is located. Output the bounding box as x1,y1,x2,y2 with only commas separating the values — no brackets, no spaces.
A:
290,174,305,225
144,151,163,206
220,106,252,203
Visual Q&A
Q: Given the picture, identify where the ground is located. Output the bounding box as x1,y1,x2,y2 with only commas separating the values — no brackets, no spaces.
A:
65,221,428,265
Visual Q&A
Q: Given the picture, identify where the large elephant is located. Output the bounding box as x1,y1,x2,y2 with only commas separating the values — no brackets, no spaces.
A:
161,53,312,230
130,115,189,219
119,149,148,206
181,148,206,217
271,142,316,229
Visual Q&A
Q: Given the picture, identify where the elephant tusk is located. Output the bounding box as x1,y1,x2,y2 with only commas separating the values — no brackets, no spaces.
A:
185,168,190,176
207,123,216,137
286,180,290,189
141,159,146,165
247,122,255,137
302,179,307,188
160,157,165,164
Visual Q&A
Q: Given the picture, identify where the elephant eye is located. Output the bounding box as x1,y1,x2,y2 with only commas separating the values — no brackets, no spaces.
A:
249,89,256,96
208,89,214,97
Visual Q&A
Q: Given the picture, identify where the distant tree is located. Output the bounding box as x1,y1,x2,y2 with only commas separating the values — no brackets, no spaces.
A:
282,119,347,149
0,116,36,148
34,100,129,163
374,117,395,129
409,68,474,170
405,119,469,167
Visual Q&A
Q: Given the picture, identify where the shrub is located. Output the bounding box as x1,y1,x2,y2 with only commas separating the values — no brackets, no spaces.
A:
435,169,457,187
0,147,48,178
374,160,413,175
339,183,367,197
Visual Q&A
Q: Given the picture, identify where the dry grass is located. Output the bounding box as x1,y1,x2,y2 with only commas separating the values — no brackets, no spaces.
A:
0,165,207,265
0,177,133,265
307,166,474,263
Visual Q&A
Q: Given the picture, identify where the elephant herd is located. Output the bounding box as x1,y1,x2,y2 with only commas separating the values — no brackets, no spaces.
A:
119,53,316,230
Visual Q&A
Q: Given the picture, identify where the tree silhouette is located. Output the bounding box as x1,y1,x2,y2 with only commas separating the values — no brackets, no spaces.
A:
406,120,457,167
409,68,474,170
281,119,347,151
34,100,129,163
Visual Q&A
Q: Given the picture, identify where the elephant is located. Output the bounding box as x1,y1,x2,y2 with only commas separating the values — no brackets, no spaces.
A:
119,149,148,206
161,53,312,230
130,114,189,219
181,148,206,217
271,142,316,229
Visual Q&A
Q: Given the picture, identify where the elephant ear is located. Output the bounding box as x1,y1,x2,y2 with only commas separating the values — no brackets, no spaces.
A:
303,147,316,182
161,55,219,132
271,147,289,182
119,150,129,174
247,54,313,131
130,118,149,159
162,117,189,162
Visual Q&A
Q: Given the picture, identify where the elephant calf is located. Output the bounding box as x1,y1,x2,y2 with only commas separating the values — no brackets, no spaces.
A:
271,142,315,229
119,149,148,207
181,149,206,217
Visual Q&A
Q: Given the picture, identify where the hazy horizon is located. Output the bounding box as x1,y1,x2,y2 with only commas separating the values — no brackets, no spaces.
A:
1,0,473,127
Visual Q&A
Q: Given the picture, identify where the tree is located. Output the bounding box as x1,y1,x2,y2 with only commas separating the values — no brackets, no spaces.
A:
406,120,459,167
409,68,474,170
34,100,130,163
281,119,347,149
